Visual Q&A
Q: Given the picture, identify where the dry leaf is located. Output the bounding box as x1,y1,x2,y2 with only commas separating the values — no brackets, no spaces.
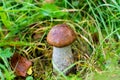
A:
91,32,99,44
10,53,32,77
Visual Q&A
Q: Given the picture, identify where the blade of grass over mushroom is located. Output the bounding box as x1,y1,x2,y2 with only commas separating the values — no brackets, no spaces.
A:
52,62,68,79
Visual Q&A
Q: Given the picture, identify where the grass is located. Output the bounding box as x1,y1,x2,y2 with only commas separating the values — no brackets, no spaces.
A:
0,0,120,80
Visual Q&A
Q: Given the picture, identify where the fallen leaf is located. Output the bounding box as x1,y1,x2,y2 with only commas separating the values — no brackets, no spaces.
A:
91,32,99,44
10,53,32,77
32,32,44,40
27,66,33,75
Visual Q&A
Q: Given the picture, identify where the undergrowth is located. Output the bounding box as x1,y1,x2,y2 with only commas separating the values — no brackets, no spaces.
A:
0,0,120,80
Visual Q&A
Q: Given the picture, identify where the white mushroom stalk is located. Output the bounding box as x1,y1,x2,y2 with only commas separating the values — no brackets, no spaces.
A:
52,45,74,75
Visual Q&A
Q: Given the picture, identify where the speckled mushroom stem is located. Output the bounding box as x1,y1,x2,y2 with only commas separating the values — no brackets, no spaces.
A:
52,45,74,75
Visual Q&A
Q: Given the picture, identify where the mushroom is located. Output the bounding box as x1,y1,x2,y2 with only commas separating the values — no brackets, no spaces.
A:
47,24,76,75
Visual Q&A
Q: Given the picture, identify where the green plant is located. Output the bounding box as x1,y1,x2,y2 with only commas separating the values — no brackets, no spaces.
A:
26,76,33,80
0,48,15,80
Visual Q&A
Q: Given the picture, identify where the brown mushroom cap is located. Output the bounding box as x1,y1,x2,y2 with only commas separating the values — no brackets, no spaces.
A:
47,24,76,47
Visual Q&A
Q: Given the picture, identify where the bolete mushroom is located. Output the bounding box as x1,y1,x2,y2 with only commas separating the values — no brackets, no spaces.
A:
47,24,76,75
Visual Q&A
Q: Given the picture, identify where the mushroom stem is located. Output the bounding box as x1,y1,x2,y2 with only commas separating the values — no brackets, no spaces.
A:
52,45,74,75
